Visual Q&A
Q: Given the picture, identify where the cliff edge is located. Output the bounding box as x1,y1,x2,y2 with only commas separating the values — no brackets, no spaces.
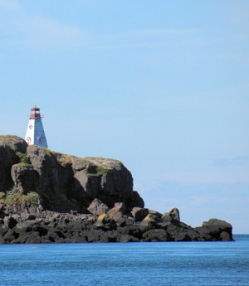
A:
0,135,233,243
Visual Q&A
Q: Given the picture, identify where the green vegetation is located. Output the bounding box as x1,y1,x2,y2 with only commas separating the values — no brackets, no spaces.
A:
4,188,39,207
16,162,32,167
84,157,123,166
96,165,109,177
0,192,5,200
86,165,109,177
43,148,53,157
16,151,31,164
56,154,72,165
83,157,123,178
43,149,72,165
81,159,88,165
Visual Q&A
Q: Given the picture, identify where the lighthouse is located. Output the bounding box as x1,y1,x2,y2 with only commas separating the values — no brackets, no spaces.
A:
25,106,48,148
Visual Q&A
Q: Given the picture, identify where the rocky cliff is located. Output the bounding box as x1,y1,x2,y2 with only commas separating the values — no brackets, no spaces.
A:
0,135,233,243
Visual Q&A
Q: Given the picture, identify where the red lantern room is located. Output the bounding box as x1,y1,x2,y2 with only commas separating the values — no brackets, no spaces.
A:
30,106,41,119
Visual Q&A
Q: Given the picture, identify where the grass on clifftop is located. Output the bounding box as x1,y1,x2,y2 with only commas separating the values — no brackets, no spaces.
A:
86,165,109,177
56,153,72,165
43,148,72,166
83,157,123,177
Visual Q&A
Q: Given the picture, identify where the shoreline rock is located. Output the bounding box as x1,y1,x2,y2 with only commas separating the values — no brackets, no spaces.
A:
0,204,234,243
0,135,234,244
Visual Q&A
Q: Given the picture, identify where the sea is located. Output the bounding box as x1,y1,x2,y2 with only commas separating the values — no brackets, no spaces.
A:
0,235,248,286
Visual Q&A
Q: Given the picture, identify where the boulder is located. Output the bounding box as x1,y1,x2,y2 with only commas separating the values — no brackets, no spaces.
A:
131,207,149,221
94,213,117,231
169,207,180,222
119,234,139,242
85,229,109,242
88,199,109,216
0,225,8,236
161,212,171,223
96,213,108,223
202,218,232,231
195,218,233,241
107,202,126,222
220,231,232,241
0,234,5,244
107,211,123,223
148,209,162,218
106,230,120,242
118,225,142,239
4,229,18,242
113,202,126,214
166,223,203,242
139,214,160,232
15,220,36,233
142,229,168,242
25,231,41,244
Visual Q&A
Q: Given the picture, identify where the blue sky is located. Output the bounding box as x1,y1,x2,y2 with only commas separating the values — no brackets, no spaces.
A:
0,0,248,233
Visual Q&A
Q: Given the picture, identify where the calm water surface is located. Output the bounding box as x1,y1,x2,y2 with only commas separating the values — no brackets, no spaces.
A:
0,235,248,286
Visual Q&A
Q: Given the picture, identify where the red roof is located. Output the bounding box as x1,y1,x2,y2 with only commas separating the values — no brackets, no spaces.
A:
31,106,40,111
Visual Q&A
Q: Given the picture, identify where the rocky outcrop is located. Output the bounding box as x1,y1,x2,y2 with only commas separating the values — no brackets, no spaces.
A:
0,135,234,244
195,219,233,241
0,204,233,244
0,135,143,213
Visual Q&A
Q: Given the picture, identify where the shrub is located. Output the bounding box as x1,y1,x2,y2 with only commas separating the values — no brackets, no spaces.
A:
4,189,39,207
16,151,31,164
0,192,5,200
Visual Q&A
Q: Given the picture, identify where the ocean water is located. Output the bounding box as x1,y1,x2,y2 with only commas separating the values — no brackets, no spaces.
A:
0,235,248,286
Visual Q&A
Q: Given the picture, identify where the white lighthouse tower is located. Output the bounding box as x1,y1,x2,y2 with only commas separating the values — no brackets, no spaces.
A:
25,106,48,148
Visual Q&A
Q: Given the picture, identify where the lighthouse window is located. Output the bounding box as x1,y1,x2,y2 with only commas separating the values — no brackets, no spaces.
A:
29,125,33,129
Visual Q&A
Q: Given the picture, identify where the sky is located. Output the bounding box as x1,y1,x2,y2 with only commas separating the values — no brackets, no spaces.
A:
0,0,248,233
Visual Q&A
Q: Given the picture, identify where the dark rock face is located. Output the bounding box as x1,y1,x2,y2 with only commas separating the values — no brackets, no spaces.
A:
27,146,143,212
0,135,234,244
0,135,27,192
11,164,39,194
